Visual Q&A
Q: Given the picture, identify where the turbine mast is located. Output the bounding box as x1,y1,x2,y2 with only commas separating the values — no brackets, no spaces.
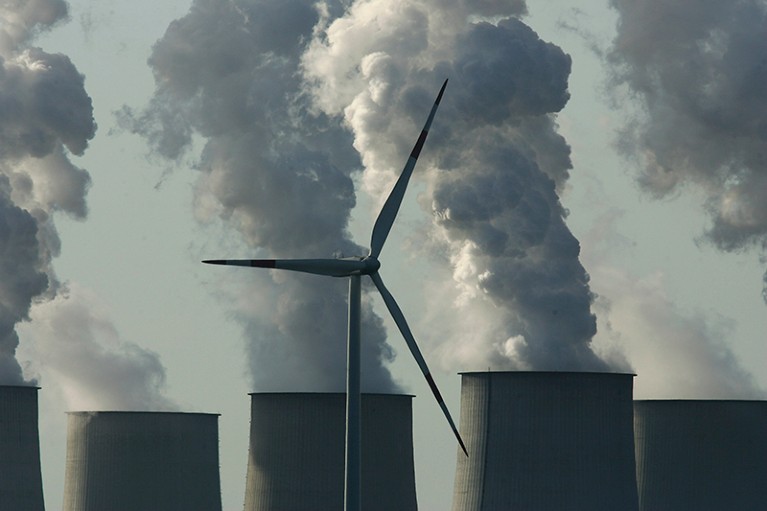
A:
345,275,362,511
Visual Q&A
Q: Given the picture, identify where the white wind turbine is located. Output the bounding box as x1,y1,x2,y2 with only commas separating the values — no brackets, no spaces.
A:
203,79,466,511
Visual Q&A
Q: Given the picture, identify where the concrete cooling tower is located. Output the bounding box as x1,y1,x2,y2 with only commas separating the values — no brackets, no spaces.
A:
62,411,222,511
451,371,639,511
244,393,417,511
634,400,767,511
0,385,45,511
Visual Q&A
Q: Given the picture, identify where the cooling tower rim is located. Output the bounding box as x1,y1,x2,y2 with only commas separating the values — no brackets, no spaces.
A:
634,399,767,404
248,392,414,398
458,370,636,376
66,411,221,416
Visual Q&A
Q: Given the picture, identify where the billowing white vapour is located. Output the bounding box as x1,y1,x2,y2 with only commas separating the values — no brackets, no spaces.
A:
18,283,177,410
1,2,175,410
303,0,610,371
0,1,95,384
127,0,611,380
607,0,767,301
123,0,400,392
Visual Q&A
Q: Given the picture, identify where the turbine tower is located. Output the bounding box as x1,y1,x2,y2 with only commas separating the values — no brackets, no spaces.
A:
204,79,465,511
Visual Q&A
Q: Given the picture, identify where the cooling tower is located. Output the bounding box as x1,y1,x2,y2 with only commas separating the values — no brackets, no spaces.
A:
634,400,767,511
62,411,222,511
451,371,639,511
243,392,417,511
0,385,45,511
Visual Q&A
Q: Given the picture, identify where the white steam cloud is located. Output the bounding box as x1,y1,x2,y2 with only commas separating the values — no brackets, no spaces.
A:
122,0,400,392
592,268,764,399
1,2,174,410
607,0,767,301
126,0,613,381
18,283,177,410
303,1,609,371
0,2,95,384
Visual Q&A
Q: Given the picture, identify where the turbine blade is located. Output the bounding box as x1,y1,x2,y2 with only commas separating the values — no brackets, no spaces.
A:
369,79,448,258
202,258,366,277
370,271,468,456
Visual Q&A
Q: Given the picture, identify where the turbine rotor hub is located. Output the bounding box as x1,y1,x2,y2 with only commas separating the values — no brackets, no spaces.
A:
361,256,381,275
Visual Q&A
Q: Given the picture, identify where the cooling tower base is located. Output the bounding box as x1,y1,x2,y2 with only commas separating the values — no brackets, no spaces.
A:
243,392,417,511
634,400,767,511
0,386,45,511
452,371,639,511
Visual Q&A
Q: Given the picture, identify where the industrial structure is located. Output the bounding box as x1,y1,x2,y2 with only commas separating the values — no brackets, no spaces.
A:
634,400,767,511
12,374,767,511
243,393,417,511
451,371,639,511
0,385,46,511
62,411,222,511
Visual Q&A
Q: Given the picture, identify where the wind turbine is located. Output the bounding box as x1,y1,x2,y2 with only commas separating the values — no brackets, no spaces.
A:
203,79,466,511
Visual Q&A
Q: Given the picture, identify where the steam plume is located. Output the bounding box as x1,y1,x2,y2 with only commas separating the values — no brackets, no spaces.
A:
303,1,610,371
575,204,765,398
123,0,399,392
129,0,613,381
593,268,764,399
1,2,173,408
18,283,176,410
607,0,767,301
0,2,95,384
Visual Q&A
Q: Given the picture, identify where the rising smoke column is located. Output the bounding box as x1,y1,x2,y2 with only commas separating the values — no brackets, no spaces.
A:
0,2,96,384
607,0,767,300
303,1,610,371
123,0,400,392
18,283,177,410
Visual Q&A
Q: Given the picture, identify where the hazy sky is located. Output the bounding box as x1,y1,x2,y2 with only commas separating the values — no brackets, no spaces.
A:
3,1,765,509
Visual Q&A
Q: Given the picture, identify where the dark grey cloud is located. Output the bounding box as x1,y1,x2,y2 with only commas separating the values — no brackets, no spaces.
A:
0,49,95,158
0,176,48,383
428,127,605,371
588,264,765,399
19,283,177,410
0,2,177,405
303,1,609,371
125,0,400,392
0,0,68,53
0,3,97,384
452,18,572,122
607,0,767,299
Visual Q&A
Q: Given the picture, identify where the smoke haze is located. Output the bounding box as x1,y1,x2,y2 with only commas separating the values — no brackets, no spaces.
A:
1,1,175,412
131,0,767,393
18,283,177,410
0,1,95,384
606,0,767,300
123,0,615,388
123,0,400,392
303,1,610,371
575,203,764,399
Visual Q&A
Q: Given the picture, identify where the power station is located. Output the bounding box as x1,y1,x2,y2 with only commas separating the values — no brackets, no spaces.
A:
634,400,767,511
62,411,222,511
0,385,45,511
451,371,639,511
5,380,767,509
243,393,417,511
